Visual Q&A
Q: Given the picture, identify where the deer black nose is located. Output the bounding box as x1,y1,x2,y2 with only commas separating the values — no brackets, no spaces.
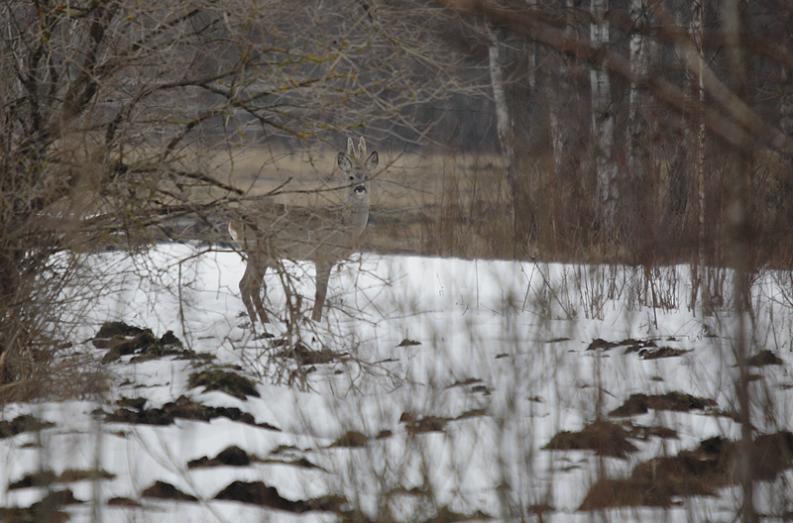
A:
354,185,366,194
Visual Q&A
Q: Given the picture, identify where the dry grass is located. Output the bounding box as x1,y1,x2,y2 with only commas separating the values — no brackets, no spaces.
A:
191,146,518,259
197,145,507,209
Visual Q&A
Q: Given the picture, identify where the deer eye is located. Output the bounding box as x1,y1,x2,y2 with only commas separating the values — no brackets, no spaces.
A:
348,176,354,180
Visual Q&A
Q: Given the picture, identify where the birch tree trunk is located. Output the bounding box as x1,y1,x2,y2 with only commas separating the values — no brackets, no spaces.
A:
689,0,707,312
627,0,650,180
550,0,576,182
487,23,515,182
526,0,538,91
486,22,524,250
589,0,619,234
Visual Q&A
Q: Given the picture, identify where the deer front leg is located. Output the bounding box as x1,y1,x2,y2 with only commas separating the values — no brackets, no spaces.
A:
312,260,332,321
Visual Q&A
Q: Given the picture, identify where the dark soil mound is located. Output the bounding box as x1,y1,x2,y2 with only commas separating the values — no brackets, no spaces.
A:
93,322,211,364
188,368,259,400
141,480,197,501
638,347,690,359
188,445,252,468
747,350,784,367
214,481,346,513
609,392,716,417
0,415,54,439
105,395,280,430
9,468,114,489
330,430,369,448
588,338,655,352
94,321,148,340
544,420,638,458
1,489,84,522
580,431,793,510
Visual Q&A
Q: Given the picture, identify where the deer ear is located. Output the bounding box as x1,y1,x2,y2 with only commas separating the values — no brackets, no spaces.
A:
338,152,352,172
366,151,378,169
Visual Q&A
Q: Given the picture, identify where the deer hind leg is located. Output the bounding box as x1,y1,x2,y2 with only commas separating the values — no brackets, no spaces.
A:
312,260,333,321
240,260,269,325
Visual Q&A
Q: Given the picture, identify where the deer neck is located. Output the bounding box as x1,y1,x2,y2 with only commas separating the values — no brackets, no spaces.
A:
344,198,369,233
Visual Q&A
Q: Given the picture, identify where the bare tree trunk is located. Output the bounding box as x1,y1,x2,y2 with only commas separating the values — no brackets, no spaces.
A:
781,65,793,137
526,0,538,91
688,0,707,312
487,23,516,183
589,0,618,235
550,0,576,182
627,0,654,255
547,0,589,251
721,1,756,521
665,2,690,224
486,22,523,250
627,0,650,180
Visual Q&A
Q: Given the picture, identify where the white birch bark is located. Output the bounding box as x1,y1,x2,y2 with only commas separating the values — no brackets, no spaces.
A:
550,0,575,180
627,0,650,179
590,0,618,231
486,22,516,188
526,0,538,91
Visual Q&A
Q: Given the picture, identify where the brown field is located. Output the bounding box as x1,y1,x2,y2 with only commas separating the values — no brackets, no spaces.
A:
193,146,517,259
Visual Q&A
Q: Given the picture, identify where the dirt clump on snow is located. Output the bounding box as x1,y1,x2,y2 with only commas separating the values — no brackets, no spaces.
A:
0,489,82,522
105,395,280,430
141,480,197,501
188,445,252,468
93,321,149,340
0,415,54,439
188,367,259,400
544,420,675,459
92,322,212,364
544,420,638,458
587,338,655,352
330,430,369,448
746,350,784,367
609,392,717,417
580,431,793,510
406,415,448,434
586,337,690,359
275,342,347,365
8,468,114,489
636,346,690,359
214,480,347,514
398,408,486,436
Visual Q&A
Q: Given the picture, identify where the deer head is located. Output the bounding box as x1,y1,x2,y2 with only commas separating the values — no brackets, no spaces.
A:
337,136,378,204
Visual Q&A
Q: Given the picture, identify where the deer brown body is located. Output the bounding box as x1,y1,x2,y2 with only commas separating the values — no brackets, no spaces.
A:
229,137,378,324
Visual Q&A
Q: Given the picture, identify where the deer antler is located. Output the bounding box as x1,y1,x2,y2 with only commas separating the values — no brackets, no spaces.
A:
346,137,355,157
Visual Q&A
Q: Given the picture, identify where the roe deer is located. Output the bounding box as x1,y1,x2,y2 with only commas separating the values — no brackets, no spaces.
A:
228,137,378,324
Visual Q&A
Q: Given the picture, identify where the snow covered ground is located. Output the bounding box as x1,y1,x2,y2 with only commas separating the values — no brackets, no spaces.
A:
1,243,792,521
